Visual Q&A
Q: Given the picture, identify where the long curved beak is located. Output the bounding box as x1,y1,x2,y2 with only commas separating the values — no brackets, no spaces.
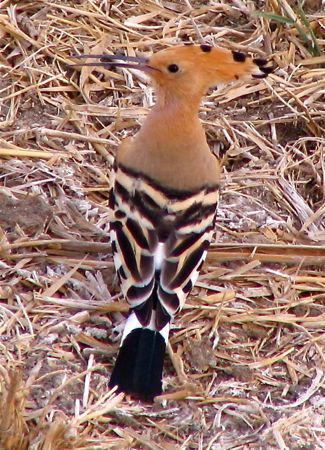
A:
71,53,151,71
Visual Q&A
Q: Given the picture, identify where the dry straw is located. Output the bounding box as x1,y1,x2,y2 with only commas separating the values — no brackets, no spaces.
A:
0,0,324,449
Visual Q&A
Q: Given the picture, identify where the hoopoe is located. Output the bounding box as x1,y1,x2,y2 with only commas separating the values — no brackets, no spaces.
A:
75,44,273,400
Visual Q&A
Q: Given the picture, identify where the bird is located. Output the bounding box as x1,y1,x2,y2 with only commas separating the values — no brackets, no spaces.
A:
74,44,273,401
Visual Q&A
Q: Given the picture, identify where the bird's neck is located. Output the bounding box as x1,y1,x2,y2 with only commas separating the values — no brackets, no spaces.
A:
153,90,202,123
137,96,205,146
117,94,218,191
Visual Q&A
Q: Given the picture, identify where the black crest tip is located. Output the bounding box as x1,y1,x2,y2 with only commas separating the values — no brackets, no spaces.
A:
200,44,212,53
232,50,246,62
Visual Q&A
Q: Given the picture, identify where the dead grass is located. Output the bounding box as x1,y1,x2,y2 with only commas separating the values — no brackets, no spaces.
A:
0,0,324,449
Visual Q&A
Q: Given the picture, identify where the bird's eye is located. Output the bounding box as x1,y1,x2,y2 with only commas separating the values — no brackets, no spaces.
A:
167,64,179,73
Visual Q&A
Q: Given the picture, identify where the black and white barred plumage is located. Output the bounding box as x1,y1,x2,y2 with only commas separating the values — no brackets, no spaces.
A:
109,164,219,399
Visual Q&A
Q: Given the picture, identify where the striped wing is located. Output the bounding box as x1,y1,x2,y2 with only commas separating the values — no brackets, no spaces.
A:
110,165,219,330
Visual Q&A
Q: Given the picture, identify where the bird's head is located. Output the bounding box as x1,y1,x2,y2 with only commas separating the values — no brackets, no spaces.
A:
73,44,273,106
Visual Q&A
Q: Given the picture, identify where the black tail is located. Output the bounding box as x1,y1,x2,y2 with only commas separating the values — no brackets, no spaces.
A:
109,328,166,401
